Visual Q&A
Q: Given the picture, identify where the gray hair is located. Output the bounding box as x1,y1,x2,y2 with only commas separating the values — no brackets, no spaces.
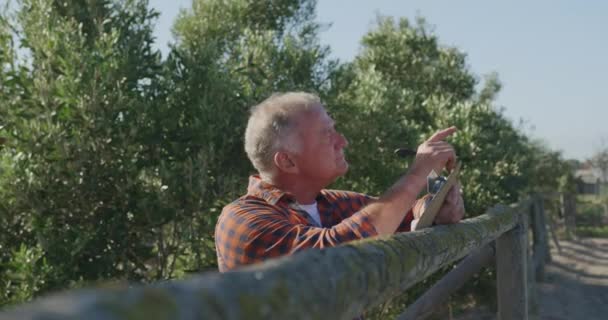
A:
244,92,322,175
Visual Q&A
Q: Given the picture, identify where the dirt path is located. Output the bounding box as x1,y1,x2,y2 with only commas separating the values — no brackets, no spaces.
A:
537,237,608,320
454,237,608,320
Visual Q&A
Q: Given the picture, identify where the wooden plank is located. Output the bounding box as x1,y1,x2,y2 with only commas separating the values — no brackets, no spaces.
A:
496,213,528,320
397,244,495,320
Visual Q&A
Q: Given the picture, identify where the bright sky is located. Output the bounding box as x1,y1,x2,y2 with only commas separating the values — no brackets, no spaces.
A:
4,0,607,160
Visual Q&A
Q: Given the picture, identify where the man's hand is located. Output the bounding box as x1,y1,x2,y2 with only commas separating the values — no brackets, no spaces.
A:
366,126,459,235
434,183,465,225
407,126,462,229
411,182,464,229
409,127,457,180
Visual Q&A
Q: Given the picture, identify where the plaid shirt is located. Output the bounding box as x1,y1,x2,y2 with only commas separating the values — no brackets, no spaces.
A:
215,175,420,272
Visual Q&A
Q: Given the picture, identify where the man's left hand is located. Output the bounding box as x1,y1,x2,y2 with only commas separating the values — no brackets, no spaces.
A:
433,183,465,225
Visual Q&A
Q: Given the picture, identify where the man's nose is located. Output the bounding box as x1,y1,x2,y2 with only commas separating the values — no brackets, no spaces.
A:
336,132,348,149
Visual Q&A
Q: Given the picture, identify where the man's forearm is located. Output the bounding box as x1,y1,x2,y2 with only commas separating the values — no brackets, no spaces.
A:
364,171,427,235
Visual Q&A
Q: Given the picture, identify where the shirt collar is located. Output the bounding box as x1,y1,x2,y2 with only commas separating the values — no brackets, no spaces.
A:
246,175,327,206
247,175,293,205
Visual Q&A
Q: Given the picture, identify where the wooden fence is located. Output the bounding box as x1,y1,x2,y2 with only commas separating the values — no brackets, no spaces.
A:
1,195,555,320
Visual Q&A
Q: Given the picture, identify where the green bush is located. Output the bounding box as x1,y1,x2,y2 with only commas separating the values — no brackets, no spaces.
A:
0,244,53,305
578,204,605,226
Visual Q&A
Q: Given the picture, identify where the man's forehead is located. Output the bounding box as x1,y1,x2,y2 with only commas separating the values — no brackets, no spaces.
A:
294,103,323,117
309,107,334,125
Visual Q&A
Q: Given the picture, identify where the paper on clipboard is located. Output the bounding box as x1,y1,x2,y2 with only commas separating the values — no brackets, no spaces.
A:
413,162,461,230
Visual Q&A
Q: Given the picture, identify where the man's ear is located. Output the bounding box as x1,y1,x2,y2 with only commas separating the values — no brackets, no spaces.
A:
273,151,298,174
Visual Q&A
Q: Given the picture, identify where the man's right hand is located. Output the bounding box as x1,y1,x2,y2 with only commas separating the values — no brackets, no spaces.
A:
409,127,458,180
361,126,458,236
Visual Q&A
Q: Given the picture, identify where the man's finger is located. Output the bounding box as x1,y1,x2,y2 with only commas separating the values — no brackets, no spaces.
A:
427,126,457,142
446,185,458,204
426,141,453,148
446,156,457,171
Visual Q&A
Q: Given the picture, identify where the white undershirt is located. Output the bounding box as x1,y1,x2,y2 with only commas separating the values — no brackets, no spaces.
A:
298,202,322,227
298,202,420,230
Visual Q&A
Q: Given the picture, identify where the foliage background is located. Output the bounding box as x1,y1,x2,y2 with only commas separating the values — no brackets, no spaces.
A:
0,0,572,316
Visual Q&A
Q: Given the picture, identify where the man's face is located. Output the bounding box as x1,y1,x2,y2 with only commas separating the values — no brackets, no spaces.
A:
291,105,349,186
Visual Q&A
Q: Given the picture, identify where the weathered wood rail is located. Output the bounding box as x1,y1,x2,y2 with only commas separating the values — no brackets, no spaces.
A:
1,196,553,320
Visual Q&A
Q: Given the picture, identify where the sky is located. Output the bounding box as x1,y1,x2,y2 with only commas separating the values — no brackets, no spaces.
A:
4,0,607,160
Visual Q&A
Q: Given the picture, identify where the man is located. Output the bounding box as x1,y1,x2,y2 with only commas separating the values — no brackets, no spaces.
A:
215,92,464,272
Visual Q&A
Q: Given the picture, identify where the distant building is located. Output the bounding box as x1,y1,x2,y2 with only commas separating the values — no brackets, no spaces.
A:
574,167,603,195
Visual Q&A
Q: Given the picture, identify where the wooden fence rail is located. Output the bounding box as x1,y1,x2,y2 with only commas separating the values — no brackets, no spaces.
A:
397,244,496,320
1,197,551,320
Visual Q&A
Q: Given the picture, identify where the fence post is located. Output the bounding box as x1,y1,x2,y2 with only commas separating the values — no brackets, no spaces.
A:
496,212,528,320
530,195,549,281
545,206,562,254
526,200,538,316
561,192,577,238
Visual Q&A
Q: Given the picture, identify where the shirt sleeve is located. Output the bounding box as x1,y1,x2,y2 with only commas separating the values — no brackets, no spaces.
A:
215,200,377,272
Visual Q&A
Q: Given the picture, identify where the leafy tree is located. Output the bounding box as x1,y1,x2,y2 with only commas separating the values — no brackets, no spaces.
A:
1,8,48,304
356,16,477,103
591,138,608,183
525,140,571,193
476,71,502,104
1,0,167,299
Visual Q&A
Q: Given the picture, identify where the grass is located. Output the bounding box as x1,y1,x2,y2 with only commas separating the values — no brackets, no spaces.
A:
576,226,608,238
574,192,608,238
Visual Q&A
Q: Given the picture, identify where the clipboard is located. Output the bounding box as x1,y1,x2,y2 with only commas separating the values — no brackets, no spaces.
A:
413,162,461,230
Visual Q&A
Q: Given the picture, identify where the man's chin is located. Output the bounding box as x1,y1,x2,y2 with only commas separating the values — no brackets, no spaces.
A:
337,162,349,176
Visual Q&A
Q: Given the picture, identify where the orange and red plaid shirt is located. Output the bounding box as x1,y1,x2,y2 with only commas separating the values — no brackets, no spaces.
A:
215,175,418,272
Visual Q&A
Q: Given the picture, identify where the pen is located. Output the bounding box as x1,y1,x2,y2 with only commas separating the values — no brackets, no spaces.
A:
394,148,417,158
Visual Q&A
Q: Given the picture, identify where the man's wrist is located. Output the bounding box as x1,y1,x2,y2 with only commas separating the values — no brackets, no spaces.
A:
404,170,427,195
